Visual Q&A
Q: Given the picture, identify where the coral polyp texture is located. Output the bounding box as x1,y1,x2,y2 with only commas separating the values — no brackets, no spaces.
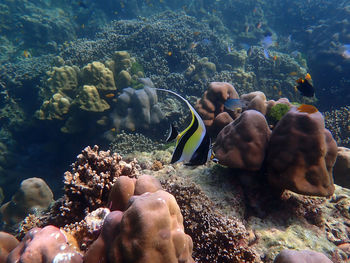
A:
59,145,140,224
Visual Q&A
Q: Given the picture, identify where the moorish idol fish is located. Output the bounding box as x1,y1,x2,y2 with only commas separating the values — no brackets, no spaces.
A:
157,88,217,166
296,73,315,97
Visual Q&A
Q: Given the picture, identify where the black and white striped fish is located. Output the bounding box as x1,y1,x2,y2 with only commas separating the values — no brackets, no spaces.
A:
157,88,216,166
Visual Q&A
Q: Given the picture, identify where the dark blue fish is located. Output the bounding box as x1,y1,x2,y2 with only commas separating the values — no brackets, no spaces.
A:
224,98,246,111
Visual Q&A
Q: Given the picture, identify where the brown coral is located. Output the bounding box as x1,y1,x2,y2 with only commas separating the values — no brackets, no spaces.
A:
266,107,338,197
214,110,271,171
195,82,239,136
57,145,140,224
85,190,194,263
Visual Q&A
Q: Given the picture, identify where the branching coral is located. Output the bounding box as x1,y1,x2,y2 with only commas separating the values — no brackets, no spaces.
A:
44,145,140,226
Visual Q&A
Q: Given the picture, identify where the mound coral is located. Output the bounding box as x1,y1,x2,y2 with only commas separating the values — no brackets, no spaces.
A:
111,80,165,132
195,81,239,135
0,231,18,262
274,249,333,263
267,107,338,197
0,177,54,228
6,226,82,263
214,110,271,171
85,190,194,263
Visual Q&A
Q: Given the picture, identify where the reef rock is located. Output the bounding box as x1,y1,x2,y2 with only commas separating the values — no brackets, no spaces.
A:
266,107,338,197
214,110,271,171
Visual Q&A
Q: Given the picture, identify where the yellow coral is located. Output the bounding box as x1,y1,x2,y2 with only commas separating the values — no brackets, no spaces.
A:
76,85,110,112
82,62,116,91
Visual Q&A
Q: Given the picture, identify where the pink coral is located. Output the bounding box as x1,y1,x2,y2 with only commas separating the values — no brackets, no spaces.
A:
6,226,82,263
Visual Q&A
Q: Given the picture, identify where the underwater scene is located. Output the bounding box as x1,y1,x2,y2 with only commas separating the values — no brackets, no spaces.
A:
0,0,350,262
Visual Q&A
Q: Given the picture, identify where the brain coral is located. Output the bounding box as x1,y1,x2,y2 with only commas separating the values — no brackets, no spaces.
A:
266,107,338,197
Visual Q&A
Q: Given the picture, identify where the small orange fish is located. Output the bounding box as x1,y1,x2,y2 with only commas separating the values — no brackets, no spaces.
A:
273,85,278,90
105,93,115,98
278,90,282,96
296,78,304,84
167,51,172,56
193,31,201,36
297,104,318,114
305,73,312,80
256,22,262,29
289,71,298,76
110,128,116,132
273,55,277,61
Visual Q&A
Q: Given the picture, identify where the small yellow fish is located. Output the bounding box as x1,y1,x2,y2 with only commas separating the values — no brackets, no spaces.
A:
167,51,172,56
81,24,85,29
110,128,116,132
105,93,115,98
114,11,118,15
278,90,282,96
273,85,278,90
23,50,31,58
193,31,201,36
289,71,298,76
294,86,298,92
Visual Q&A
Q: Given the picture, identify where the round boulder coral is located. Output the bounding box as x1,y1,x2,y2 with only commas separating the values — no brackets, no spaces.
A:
85,190,194,263
214,110,271,171
266,107,338,197
6,225,82,263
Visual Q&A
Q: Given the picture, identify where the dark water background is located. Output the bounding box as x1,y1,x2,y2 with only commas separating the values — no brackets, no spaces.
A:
0,0,349,200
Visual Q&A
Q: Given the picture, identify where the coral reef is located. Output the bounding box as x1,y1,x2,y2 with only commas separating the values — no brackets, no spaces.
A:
109,131,164,156
0,178,54,229
267,107,338,197
214,110,271,171
35,51,153,133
